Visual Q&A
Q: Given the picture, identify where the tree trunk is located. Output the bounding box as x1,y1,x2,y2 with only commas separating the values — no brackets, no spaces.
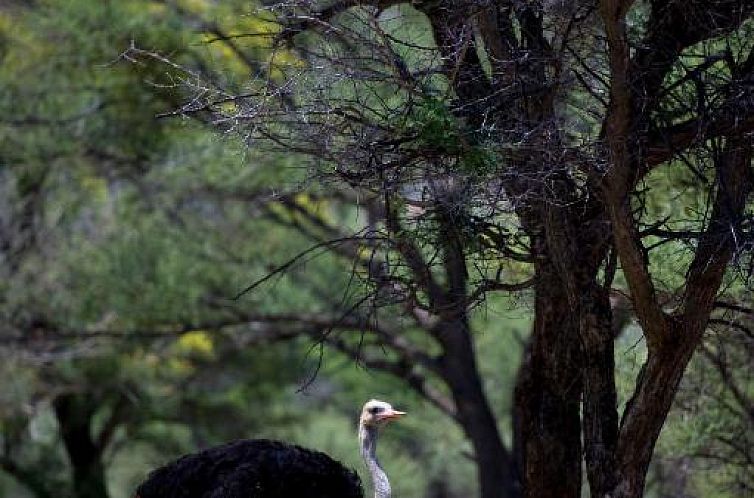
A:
438,317,520,498
579,284,619,497
513,197,616,498
604,103,753,498
53,393,109,498
612,330,698,498
514,264,583,498
433,197,520,498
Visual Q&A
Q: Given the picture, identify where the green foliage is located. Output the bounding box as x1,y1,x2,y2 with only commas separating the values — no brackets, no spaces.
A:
1,2,750,498
405,97,459,149
0,2,492,496
398,96,498,175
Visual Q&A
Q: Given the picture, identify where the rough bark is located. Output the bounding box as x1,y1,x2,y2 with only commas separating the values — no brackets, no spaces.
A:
515,208,618,498
513,272,582,498
513,204,590,496
579,283,619,497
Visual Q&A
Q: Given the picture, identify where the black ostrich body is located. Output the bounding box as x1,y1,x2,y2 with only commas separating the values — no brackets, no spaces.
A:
136,439,364,498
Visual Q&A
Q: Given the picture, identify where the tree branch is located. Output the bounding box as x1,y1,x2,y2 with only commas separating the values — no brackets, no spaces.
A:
318,332,457,421
646,90,754,167
681,135,753,323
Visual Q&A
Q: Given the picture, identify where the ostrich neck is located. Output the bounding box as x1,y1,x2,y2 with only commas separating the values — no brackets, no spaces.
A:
359,424,391,498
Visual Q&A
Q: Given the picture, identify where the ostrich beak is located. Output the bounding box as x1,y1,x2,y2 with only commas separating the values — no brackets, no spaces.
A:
378,409,406,422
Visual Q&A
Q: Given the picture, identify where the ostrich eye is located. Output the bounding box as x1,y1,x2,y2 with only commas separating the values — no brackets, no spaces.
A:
369,406,382,415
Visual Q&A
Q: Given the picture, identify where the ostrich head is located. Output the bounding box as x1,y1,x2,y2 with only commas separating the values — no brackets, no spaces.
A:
358,399,405,498
359,399,406,428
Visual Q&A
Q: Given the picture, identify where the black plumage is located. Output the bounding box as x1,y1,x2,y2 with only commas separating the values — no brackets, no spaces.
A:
135,439,364,498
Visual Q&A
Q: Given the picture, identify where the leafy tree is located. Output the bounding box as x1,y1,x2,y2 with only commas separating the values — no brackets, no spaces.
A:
138,2,754,498
1,3,479,498
1,2,752,498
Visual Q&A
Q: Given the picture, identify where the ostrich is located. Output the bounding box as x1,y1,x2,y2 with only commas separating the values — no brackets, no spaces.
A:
135,399,405,498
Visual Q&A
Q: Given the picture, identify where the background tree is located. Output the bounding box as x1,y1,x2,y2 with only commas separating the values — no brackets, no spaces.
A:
0,1,752,498
1,2,479,497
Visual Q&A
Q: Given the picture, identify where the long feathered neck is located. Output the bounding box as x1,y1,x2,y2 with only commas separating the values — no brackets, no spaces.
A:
359,423,390,498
